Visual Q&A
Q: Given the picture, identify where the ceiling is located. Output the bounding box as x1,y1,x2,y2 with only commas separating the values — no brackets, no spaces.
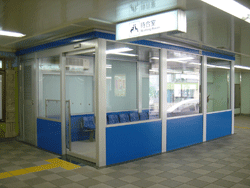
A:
0,0,250,55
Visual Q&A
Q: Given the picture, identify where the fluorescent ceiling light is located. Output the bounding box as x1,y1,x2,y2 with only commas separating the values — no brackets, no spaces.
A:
0,30,26,37
168,57,195,61
109,52,138,57
106,47,133,54
207,64,230,69
234,65,250,70
106,64,112,69
189,62,201,65
167,69,182,74
201,0,250,23
72,39,83,42
151,57,195,62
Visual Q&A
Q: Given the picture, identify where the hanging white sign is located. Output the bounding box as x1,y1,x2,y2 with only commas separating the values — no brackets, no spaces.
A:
116,9,186,41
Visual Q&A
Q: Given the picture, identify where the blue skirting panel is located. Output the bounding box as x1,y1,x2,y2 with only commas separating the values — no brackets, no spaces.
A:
207,111,232,141
37,118,62,155
106,121,162,165
167,115,203,151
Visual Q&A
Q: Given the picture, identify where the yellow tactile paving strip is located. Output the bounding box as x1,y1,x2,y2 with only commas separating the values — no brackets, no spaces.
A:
0,158,81,179
235,126,250,130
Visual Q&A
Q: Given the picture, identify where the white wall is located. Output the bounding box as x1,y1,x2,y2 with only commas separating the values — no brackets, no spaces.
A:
241,72,250,114
234,72,240,114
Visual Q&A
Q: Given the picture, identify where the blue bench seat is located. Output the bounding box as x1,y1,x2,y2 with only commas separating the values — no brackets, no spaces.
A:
82,116,95,141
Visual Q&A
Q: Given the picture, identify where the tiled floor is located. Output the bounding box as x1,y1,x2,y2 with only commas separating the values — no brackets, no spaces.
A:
0,115,250,188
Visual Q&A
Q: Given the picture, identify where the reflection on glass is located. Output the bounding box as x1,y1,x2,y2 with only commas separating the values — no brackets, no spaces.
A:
166,51,201,117
0,60,2,69
207,58,230,112
106,42,159,124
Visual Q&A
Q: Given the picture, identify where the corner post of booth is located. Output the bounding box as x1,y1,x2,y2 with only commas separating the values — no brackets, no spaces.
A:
231,15,235,135
137,61,142,113
231,60,235,134
34,53,39,146
160,48,167,152
202,55,207,142
95,38,107,167
60,53,66,155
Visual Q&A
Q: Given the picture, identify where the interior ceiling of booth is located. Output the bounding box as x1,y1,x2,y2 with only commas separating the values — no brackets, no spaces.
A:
0,0,250,54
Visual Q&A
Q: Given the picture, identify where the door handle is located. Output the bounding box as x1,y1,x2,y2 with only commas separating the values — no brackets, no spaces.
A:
32,100,34,105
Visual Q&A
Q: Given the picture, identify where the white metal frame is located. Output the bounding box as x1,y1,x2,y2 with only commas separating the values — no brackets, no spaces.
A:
202,56,207,142
231,60,235,134
95,39,107,167
19,56,38,146
160,48,167,152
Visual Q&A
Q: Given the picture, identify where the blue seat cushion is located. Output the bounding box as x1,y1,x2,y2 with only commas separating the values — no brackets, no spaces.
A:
83,116,95,130
107,114,119,124
140,112,149,120
129,112,139,122
119,113,130,123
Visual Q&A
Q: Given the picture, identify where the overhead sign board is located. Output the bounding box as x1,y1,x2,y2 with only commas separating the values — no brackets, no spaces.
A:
116,9,186,41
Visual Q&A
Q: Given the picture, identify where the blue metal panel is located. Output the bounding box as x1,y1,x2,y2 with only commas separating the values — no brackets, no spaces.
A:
131,40,200,54
94,31,115,40
202,51,235,61
37,118,62,155
202,45,235,57
106,121,162,165
207,111,232,141
16,31,115,56
167,115,203,151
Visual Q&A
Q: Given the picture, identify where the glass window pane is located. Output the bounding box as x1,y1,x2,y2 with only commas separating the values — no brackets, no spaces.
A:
65,55,95,115
0,60,2,69
106,42,159,123
207,58,231,112
38,56,61,119
166,51,201,117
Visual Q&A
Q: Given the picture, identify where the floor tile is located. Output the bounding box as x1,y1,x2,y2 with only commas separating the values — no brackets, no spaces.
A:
213,179,236,187
148,184,170,188
33,182,57,188
187,179,210,188
41,174,62,181
4,181,29,188
66,174,88,182
132,179,155,187
92,175,114,182
159,179,182,187
119,175,140,183
147,175,168,183
89,183,114,188
105,179,127,187
197,175,218,183
144,169,164,175
60,182,85,188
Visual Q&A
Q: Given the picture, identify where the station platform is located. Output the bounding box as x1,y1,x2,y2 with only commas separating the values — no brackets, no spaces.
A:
0,116,249,188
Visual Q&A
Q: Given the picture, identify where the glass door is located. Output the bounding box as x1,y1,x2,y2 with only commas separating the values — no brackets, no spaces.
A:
63,47,96,163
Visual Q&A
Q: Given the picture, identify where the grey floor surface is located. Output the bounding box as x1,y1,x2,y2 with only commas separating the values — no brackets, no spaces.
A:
0,115,250,188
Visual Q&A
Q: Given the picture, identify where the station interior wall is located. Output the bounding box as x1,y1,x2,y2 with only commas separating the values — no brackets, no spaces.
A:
0,51,19,136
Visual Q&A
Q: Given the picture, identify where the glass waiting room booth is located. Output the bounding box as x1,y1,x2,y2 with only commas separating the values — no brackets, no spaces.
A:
19,35,235,167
